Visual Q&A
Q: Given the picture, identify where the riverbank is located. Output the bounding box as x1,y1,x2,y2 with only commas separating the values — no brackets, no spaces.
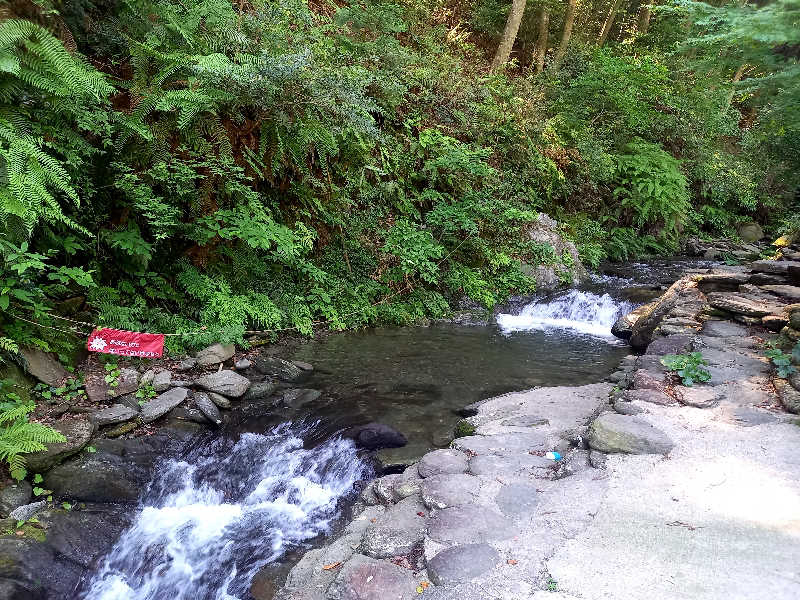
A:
274,258,800,600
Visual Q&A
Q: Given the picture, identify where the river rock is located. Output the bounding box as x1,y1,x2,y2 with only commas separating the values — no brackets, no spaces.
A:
613,399,644,415
588,413,674,455
195,370,250,397
750,272,787,285
707,292,781,317
151,369,172,392
292,360,313,371
19,349,67,386
176,357,197,371
90,404,138,427
418,449,468,478
611,304,652,341
495,482,540,518
25,417,93,472
195,343,235,367
674,386,720,408
194,392,222,425
751,259,800,274
373,474,401,504
242,381,277,401
427,543,501,586
9,500,46,521
140,387,189,423
629,278,695,350
0,537,73,600
701,320,750,338
280,388,322,410
359,497,426,558
111,368,140,397
344,423,407,450
44,502,133,568
737,222,764,242
0,481,32,517
632,370,667,393
252,357,305,382
172,406,209,424
234,358,252,370
694,272,750,293
420,473,478,509
760,285,800,303
623,389,672,405
645,335,694,356
468,453,551,476
328,554,417,600
775,379,800,414
207,392,232,409
427,504,515,545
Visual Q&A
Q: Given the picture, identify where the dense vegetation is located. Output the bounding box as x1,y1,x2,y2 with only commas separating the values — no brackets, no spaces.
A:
0,0,798,362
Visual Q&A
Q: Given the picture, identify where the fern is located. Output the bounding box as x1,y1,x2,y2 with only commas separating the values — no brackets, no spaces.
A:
0,401,66,480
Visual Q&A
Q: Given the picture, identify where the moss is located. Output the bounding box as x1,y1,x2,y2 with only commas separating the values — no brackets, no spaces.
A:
453,420,476,438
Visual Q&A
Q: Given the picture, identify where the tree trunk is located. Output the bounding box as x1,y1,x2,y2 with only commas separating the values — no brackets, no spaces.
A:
637,5,652,34
598,0,624,46
534,7,550,74
552,0,578,67
723,63,747,113
490,0,527,72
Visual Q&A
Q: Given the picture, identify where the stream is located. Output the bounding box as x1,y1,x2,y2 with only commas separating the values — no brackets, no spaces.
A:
81,260,702,600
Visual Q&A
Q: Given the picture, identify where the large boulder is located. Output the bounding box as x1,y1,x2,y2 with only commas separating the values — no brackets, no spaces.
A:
140,387,189,423
25,418,93,472
19,349,68,387
588,413,674,455
737,222,764,242
0,538,77,600
520,213,587,290
343,423,407,450
195,370,251,397
195,343,235,367
44,436,166,503
611,303,654,341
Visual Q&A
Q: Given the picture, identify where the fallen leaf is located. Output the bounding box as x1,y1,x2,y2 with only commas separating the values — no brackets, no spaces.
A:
370,518,376,523
417,511,425,517
416,587,423,594
15,530,24,536
322,562,342,570
507,559,518,565
420,581,430,589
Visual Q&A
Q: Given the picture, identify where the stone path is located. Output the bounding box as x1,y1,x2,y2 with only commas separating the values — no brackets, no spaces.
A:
276,264,800,600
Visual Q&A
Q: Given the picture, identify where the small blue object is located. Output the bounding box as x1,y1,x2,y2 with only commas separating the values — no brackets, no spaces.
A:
546,451,562,461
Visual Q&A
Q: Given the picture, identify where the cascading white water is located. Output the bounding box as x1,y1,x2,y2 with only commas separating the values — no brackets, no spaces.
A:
83,423,369,600
496,290,635,338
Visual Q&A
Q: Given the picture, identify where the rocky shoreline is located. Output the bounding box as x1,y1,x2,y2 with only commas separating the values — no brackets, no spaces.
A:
274,254,800,600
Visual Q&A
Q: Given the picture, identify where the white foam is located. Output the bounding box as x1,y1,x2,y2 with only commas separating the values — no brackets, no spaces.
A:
497,290,634,339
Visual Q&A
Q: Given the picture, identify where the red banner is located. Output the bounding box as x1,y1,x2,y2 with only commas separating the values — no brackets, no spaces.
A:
87,328,165,358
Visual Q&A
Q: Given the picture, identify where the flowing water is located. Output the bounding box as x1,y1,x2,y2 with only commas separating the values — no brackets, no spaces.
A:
82,267,672,600
82,424,370,600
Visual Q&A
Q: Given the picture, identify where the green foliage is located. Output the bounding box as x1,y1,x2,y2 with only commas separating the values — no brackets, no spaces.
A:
0,388,66,480
764,343,799,378
660,352,712,387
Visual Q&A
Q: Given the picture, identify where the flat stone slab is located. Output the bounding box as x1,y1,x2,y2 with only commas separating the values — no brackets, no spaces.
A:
90,404,138,427
613,400,644,415
195,370,250,397
674,386,721,408
701,320,751,338
418,449,468,478
140,387,189,423
495,482,540,518
360,497,426,558
427,543,501,586
427,505,515,545
328,554,417,600
453,432,548,456
624,389,673,405
421,474,479,509
588,413,674,455
761,285,800,302
751,259,800,274
468,453,551,476
20,348,67,386
707,292,782,317
645,335,694,356
719,405,779,427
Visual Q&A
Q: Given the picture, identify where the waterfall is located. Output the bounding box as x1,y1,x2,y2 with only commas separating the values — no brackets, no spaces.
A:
83,423,369,600
496,290,634,338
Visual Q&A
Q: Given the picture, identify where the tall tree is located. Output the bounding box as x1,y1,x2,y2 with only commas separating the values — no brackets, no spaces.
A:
598,0,624,46
534,6,550,73
491,0,528,71
553,0,578,67
637,3,652,34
